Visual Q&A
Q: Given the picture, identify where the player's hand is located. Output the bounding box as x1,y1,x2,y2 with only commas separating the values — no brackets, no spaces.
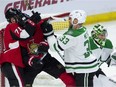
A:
110,52,116,66
41,21,54,37
30,11,41,24
28,55,44,70
17,13,28,27
31,58,44,70
111,52,116,60
37,41,49,53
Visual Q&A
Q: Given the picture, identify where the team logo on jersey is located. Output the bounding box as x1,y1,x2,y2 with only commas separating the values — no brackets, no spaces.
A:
27,40,39,55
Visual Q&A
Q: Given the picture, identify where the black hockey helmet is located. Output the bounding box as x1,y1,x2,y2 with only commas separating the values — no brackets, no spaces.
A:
5,8,22,22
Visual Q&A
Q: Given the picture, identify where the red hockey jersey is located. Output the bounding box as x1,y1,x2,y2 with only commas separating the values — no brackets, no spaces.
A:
0,22,44,68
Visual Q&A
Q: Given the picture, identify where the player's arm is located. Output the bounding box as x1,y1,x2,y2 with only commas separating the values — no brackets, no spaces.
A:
98,50,113,67
100,48,113,61
47,35,77,52
9,21,36,40
109,50,116,66
40,21,76,51
22,41,49,69
99,40,113,66
10,12,41,40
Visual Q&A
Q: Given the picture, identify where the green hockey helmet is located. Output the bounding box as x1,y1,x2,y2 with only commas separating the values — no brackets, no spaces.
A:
91,24,108,46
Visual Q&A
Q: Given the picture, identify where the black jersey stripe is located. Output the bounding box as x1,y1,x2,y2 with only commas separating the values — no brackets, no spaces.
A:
65,59,97,65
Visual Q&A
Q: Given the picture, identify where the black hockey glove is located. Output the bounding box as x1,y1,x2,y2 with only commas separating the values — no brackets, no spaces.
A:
28,41,49,55
31,58,44,70
17,13,29,27
28,55,45,70
30,11,41,24
41,21,54,38
37,41,49,53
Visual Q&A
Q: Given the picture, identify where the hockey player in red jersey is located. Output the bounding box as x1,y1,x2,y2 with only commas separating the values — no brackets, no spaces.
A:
0,8,38,87
0,8,76,87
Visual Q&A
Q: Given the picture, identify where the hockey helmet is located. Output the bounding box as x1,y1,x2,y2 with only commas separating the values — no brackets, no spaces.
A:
5,8,22,22
91,24,108,46
69,10,87,25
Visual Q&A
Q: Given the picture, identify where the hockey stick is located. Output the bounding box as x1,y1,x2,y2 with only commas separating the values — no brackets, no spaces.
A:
24,0,32,10
109,78,116,84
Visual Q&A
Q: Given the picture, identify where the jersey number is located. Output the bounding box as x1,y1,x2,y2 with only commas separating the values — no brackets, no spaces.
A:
84,40,92,58
59,36,69,45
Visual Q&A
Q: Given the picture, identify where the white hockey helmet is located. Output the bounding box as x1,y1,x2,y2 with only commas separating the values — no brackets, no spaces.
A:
69,10,87,25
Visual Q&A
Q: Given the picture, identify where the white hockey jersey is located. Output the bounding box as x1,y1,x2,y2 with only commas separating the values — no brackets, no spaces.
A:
47,26,99,73
89,37,113,65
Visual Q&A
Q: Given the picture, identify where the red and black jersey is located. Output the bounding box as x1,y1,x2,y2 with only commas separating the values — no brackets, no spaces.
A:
0,21,45,68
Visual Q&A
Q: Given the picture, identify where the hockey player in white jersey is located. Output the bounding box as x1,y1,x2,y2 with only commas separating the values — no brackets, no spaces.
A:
90,24,113,66
90,24,116,87
41,10,99,87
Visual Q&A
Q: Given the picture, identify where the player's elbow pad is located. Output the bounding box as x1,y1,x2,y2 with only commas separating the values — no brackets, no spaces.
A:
24,23,36,37
24,19,36,37
47,35,63,52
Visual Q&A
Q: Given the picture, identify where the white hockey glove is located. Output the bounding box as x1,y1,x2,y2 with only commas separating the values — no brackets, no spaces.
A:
110,52,116,66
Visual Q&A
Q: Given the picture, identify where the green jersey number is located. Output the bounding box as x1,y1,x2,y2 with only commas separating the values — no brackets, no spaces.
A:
59,35,69,45
84,40,92,58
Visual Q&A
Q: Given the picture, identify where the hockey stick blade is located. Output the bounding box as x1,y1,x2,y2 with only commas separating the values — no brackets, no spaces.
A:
42,12,70,23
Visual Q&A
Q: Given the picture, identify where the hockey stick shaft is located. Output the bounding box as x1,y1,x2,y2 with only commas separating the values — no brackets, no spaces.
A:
24,0,32,10
109,78,116,84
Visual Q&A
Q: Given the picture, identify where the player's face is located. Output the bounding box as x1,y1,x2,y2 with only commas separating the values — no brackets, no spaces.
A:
69,17,79,29
98,34,106,40
10,17,16,23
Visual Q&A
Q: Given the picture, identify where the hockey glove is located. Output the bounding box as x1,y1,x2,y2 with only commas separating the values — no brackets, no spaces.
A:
111,52,116,60
30,11,41,24
29,41,49,55
17,13,29,27
110,52,116,66
28,54,46,70
37,41,49,53
41,21,54,38
17,12,36,28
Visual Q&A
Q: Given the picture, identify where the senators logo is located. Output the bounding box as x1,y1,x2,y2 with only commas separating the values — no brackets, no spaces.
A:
27,40,39,54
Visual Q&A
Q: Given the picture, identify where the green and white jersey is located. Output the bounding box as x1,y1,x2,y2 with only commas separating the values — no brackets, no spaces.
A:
57,27,98,73
89,37,113,63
